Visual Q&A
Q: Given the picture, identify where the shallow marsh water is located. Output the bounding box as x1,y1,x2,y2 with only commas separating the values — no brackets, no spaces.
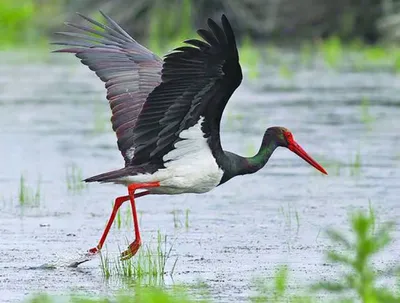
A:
0,52,400,302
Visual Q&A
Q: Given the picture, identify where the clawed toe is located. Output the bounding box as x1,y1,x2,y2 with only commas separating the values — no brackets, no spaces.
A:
120,240,141,260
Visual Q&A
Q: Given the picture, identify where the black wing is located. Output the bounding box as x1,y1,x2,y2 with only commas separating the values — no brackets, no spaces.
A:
131,14,243,166
52,11,163,165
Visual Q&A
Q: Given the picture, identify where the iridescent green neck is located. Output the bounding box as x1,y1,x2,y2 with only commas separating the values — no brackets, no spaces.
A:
245,133,279,174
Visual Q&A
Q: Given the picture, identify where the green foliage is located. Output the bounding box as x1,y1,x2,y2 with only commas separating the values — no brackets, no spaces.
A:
300,42,313,67
0,0,35,48
185,209,190,230
279,202,300,236
313,208,399,302
319,36,343,69
18,174,41,206
0,0,59,48
112,200,131,230
148,0,194,56
171,209,180,228
100,231,177,280
92,102,110,133
251,266,315,302
66,164,87,193
171,209,190,230
350,150,362,176
29,286,206,303
360,97,375,127
279,64,294,80
239,36,261,79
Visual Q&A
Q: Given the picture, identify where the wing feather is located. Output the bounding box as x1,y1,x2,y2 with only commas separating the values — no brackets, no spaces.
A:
131,15,242,166
52,11,162,164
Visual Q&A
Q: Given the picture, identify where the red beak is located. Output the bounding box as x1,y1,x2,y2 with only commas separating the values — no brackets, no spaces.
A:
288,141,328,175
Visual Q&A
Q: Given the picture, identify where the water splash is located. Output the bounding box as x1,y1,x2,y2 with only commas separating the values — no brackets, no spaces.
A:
28,250,99,269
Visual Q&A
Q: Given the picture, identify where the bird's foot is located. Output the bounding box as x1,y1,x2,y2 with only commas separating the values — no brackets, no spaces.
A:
120,239,141,261
67,247,100,268
87,246,101,256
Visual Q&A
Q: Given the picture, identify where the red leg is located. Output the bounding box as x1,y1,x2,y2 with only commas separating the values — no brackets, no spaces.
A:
87,189,152,255
120,182,160,260
88,195,130,254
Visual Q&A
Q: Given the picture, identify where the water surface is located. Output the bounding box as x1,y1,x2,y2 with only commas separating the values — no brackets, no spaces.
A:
0,53,399,302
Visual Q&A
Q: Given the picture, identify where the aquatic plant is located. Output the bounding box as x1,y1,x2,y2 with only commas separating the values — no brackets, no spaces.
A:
116,203,122,230
300,42,313,67
100,231,177,279
279,202,300,236
250,266,313,302
278,64,294,80
66,164,87,193
239,35,260,79
312,208,399,302
148,0,194,56
29,286,205,303
279,203,301,252
0,0,60,48
18,174,41,207
313,156,342,176
0,0,36,48
92,102,110,133
171,209,181,228
360,96,375,127
170,209,191,230
112,201,132,230
319,36,343,69
350,150,362,176
225,111,245,130
185,209,190,230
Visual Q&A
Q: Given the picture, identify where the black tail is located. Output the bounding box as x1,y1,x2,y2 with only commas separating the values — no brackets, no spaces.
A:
84,167,130,183
84,163,160,183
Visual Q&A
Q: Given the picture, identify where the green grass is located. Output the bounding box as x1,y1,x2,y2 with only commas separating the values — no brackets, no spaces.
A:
0,0,60,49
313,156,342,176
239,36,261,79
148,0,194,57
278,64,294,80
314,152,363,177
100,231,177,280
360,97,375,128
225,111,245,130
185,209,190,230
279,203,301,252
171,209,191,230
350,150,362,176
319,36,343,69
279,202,300,235
171,209,180,228
112,201,132,230
66,164,87,193
300,42,313,67
18,174,41,207
92,102,110,133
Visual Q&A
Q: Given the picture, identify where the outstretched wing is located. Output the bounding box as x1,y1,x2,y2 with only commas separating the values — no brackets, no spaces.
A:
131,15,243,166
52,11,163,164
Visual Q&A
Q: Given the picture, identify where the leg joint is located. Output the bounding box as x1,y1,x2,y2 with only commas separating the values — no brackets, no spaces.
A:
128,181,160,194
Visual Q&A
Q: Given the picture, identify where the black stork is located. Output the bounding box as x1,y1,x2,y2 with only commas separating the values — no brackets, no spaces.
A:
53,12,327,261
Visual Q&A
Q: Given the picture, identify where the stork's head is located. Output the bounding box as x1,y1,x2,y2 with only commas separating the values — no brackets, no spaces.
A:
266,126,328,175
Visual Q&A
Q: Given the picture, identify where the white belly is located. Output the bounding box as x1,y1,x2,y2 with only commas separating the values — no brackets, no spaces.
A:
120,118,224,194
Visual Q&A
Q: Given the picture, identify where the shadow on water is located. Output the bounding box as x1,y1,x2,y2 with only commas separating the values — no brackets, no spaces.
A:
0,50,399,302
